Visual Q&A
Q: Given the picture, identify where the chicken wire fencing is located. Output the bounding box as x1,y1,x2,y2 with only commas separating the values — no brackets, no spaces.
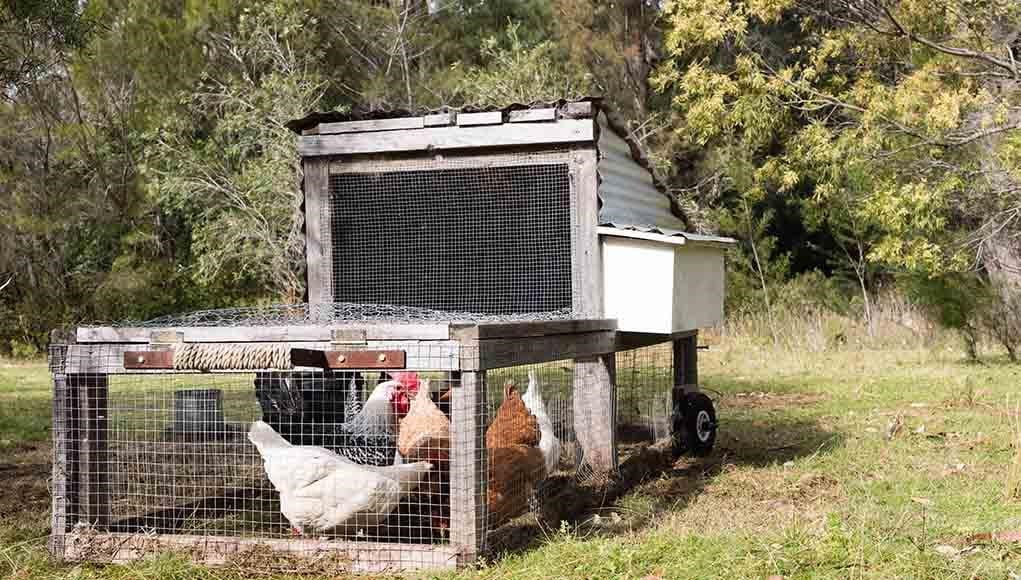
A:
48,339,680,571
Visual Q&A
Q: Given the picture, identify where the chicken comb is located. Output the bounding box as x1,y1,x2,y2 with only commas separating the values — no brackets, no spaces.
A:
389,371,420,392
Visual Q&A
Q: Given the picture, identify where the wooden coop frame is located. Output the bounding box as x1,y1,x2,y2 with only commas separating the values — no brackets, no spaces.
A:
49,99,733,573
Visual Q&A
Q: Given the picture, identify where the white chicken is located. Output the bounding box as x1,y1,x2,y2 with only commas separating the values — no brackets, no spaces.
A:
248,421,433,535
522,370,560,474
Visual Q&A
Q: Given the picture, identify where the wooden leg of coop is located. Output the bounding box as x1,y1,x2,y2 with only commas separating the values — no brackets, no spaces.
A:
673,332,699,393
50,373,71,559
70,373,111,529
449,371,486,565
573,354,618,474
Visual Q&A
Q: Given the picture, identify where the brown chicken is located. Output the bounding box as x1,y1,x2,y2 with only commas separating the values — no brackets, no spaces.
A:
485,381,546,528
486,381,540,448
398,379,450,463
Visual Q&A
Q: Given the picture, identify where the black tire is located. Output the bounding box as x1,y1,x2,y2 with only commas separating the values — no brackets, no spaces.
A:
671,391,717,457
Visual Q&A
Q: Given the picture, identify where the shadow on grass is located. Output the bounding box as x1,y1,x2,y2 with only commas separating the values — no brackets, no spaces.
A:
486,387,844,557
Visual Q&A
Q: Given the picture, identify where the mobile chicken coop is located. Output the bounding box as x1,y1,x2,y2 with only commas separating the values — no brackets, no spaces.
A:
48,99,734,573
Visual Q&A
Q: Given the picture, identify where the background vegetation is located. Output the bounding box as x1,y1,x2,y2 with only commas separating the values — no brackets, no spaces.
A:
3,0,1021,357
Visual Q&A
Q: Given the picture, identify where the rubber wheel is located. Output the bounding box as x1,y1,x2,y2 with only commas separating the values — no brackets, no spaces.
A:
671,392,717,457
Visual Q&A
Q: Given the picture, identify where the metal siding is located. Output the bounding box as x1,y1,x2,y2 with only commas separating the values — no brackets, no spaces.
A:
596,114,688,232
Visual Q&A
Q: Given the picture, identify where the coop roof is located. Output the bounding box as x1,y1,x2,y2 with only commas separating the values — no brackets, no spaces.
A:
288,98,731,243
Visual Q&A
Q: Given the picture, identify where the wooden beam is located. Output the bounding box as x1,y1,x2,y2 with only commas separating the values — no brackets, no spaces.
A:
674,332,698,389
67,342,461,374
317,117,425,134
456,111,502,126
508,108,557,123
76,323,450,343
123,351,173,369
449,371,486,565
570,148,601,317
62,532,459,572
450,318,616,341
297,119,595,157
467,330,617,370
303,157,330,304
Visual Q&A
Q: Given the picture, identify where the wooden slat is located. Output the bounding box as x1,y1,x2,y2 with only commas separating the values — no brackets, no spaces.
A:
424,112,455,127
469,330,617,370
508,108,557,123
303,157,330,304
66,342,460,374
62,532,459,572
456,111,502,126
123,351,173,369
574,353,618,473
674,332,698,387
317,117,425,134
561,101,594,119
76,323,450,343
451,318,616,341
297,119,595,157
449,371,486,564
290,349,406,369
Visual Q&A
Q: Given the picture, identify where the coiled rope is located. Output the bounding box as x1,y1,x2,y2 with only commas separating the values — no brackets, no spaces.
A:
171,343,292,370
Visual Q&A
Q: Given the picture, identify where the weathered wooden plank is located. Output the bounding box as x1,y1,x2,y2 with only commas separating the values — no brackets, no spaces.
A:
317,117,425,134
67,342,460,374
424,112,455,127
123,351,174,369
76,323,450,343
574,353,618,474
297,119,595,157
561,101,594,119
570,147,602,317
456,111,502,126
451,318,616,341
508,108,557,123
470,330,617,370
290,348,406,369
303,157,330,304
71,374,110,529
616,329,696,352
449,371,486,564
49,374,70,559
62,532,459,572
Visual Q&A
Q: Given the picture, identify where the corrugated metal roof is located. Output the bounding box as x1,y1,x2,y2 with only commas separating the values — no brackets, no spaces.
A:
599,223,736,246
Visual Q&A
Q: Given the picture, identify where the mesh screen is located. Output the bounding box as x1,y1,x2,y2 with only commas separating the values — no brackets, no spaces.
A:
327,162,573,314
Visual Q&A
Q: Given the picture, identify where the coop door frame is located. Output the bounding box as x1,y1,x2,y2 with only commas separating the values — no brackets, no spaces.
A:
302,146,602,317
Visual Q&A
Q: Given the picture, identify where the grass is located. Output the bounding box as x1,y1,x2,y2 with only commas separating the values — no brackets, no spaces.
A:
4,343,1021,579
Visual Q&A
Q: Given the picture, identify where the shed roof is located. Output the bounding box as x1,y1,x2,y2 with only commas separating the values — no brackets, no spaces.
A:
289,98,729,242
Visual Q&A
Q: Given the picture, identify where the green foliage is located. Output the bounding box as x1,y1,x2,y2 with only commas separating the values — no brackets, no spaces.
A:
903,273,987,359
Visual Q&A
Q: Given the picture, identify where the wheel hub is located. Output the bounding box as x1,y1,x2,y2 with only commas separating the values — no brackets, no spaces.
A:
695,409,713,442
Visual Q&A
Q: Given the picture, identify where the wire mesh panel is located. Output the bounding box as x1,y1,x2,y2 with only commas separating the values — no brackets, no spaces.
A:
50,343,475,572
324,153,574,315
615,344,674,447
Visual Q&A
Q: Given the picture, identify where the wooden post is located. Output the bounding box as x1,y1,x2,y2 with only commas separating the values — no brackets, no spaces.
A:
70,373,111,529
50,373,71,559
449,370,486,564
569,143,619,475
673,332,698,390
573,354,617,474
303,157,330,306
